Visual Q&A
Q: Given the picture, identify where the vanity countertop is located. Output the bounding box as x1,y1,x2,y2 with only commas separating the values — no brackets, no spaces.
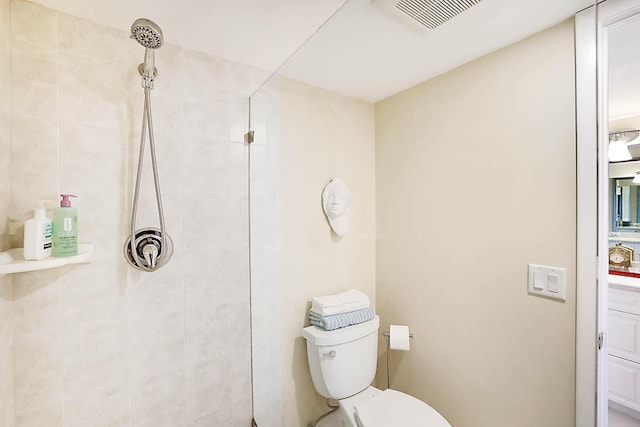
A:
609,273,640,290
610,233,640,243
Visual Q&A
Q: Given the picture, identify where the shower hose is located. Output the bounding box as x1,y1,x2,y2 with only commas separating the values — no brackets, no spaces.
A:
129,86,168,271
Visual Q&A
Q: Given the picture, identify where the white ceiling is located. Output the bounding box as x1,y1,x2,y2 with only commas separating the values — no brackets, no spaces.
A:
608,12,640,121
32,0,595,102
278,0,595,101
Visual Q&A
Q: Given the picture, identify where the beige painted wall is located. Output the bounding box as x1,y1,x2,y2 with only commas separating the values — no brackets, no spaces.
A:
279,78,376,426
0,0,15,425
375,19,576,427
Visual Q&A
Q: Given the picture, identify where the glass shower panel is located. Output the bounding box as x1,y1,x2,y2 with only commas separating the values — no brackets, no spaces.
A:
248,73,284,426
247,3,348,424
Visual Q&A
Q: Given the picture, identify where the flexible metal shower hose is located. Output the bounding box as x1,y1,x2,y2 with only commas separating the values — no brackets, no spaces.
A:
129,87,168,271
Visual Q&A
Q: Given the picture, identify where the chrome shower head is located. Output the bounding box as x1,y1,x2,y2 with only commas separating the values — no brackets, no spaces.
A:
130,18,163,49
131,18,163,88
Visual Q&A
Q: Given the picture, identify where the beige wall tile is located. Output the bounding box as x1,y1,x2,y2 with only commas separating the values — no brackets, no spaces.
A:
129,266,184,323
0,277,14,427
130,311,184,382
185,356,233,420
14,333,63,416
229,96,249,143
10,0,56,49
58,12,125,62
182,98,230,139
0,12,12,427
64,390,131,427
11,80,57,120
184,302,232,367
61,261,128,331
15,406,62,427
58,53,127,128
10,116,59,191
189,408,232,427
181,48,230,91
182,141,230,196
13,269,61,338
11,40,57,84
0,0,9,42
227,61,270,97
132,370,186,427
62,321,129,400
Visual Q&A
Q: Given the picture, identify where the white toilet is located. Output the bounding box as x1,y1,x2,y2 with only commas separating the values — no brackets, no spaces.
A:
302,315,452,427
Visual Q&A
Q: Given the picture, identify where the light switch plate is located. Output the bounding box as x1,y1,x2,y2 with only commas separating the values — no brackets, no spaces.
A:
528,264,566,301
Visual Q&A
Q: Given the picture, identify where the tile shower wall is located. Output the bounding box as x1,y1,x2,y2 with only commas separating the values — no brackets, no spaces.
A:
7,0,267,425
1,0,15,424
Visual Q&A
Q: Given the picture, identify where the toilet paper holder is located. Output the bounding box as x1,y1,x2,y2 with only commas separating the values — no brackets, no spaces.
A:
382,330,413,389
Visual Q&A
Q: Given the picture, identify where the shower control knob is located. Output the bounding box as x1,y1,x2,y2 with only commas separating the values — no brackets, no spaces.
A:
142,242,159,268
124,227,173,271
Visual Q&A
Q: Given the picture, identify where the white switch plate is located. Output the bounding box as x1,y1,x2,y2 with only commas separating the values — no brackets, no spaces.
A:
528,264,566,301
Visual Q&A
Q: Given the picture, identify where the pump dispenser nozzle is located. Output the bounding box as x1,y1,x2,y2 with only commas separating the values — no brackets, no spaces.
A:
59,194,77,207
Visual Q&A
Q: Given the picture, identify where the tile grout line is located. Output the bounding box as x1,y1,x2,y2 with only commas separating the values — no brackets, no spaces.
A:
55,9,66,427
124,30,135,427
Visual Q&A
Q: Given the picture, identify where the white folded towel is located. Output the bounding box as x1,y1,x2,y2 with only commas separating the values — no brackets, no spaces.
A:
310,289,370,316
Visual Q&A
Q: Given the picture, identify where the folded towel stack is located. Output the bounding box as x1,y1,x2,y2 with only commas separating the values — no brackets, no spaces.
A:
309,307,375,331
311,289,371,316
309,289,374,331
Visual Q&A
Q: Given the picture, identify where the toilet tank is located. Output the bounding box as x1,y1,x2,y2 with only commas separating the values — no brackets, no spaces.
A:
302,315,380,399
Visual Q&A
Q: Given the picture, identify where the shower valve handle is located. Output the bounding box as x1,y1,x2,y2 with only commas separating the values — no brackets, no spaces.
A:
142,242,159,268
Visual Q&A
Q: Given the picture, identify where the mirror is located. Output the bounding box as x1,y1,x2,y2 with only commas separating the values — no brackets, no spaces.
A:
608,10,640,235
613,178,640,231
609,161,640,233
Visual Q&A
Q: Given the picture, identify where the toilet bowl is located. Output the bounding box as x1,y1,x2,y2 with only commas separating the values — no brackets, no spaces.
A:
302,316,452,426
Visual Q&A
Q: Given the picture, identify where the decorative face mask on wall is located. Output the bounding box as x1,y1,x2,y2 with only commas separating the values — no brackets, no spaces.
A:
322,178,351,237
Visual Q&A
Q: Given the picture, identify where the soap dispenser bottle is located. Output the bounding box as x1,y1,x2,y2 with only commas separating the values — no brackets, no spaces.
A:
53,194,78,257
23,200,53,260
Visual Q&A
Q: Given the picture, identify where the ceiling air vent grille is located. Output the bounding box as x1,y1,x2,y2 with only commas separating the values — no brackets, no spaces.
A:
395,0,482,29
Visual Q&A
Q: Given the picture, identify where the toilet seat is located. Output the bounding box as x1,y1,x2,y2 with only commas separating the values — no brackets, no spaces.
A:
354,389,451,427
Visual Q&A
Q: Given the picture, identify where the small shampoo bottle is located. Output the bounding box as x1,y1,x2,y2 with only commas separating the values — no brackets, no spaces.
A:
23,200,53,260
53,194,78,257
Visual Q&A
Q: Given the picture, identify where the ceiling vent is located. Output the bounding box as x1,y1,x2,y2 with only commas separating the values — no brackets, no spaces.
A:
373,0,482,33
396,0,482,29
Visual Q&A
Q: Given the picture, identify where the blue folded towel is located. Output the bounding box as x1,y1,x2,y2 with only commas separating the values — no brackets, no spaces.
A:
309,307,376,331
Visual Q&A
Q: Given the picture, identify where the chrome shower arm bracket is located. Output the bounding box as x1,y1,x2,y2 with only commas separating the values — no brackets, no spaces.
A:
138,64,157,89
246,130,255,144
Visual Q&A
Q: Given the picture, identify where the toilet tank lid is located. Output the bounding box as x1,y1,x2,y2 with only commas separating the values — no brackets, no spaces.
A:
302,315,379,346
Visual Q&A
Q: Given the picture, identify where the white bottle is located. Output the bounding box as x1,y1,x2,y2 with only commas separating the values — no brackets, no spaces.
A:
23,201,53,260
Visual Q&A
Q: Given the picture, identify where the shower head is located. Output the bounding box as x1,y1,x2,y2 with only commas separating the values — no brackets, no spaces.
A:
130,18,163,49
131,18,163,88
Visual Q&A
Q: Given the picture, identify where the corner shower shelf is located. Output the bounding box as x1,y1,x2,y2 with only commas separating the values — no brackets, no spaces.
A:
0,243,93,275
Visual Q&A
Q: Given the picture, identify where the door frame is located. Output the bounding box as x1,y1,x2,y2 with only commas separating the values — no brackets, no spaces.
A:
575,5,598,426
576,1,640,425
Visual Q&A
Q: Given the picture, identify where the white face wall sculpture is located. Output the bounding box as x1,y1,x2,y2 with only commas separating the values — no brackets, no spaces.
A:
322,178,351,237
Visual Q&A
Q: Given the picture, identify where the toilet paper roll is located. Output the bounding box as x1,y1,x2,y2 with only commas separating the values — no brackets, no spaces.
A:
389,324,411,351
